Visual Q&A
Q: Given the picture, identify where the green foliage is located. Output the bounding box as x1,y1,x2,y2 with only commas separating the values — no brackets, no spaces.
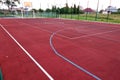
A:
39,9,44,12
52,6,56,12
118,8,120,12
0,0,19,11
73,4,77,14
32,9,37,13
0,10,4,14
45,4,84,14
45,8,51,12
111,12,120,14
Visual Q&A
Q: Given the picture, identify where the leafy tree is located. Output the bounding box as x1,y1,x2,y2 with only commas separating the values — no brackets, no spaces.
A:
59,7,64,14
52,6,56,12
0,0,19,10
43,3,84,15
56,7,60,14
38,8,44,12
73,4,77,14
45,8,51,12
65,3,69,14
32,9,37,13
118,8,120,13
76,5,80,14
99,9,104,13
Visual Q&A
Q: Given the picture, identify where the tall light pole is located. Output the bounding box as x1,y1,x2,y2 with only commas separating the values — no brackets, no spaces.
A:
65,0,68,18
39,3,42,17
66,0,68,3
71,3,73,19
78,2,80,20
95,0,99,21
109,0,112,6
107,0,111,22
86,0,89,20
20,0,24,18
0,1,3,10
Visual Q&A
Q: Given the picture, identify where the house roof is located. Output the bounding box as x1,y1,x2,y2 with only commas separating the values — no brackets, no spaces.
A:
83,8,94,12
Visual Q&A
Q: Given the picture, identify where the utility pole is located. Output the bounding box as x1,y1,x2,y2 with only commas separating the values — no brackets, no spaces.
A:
78,2,80,20
65,0,68,18
86,0,89,20
95,0,99,21
107,0,111,22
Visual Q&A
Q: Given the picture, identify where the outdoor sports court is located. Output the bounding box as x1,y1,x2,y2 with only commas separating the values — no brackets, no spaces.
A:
0,18,120,80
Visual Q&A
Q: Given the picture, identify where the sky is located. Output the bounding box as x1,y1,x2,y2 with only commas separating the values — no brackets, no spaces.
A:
1,0,120,10
23,0,120,10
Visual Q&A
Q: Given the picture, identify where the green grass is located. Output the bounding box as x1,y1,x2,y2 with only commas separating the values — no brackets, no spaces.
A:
59,14,120,23
1,12,120,23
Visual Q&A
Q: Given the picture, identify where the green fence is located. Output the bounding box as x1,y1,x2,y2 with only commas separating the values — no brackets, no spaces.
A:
0,69,3,80
15,11,59,18
1,10,120,23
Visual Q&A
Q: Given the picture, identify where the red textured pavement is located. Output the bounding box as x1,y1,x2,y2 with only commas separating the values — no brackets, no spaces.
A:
0,18,120,80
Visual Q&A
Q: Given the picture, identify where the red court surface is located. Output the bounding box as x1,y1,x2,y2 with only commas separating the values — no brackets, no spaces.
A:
0,18,120,80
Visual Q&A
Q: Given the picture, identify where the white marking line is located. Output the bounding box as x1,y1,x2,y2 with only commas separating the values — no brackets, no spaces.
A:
15,21,72,39
43,22,65,24
50,31,101,80
13,19,120,41
70,29,120,39
96,35,120,43
0,24,54,80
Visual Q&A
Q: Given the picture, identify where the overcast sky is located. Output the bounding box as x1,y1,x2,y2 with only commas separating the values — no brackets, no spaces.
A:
26,0,120,10
1,0,120,10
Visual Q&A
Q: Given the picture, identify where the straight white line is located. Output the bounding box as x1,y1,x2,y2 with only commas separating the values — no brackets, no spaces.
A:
15,21,72,39
96,35,120,43
14,20,120,41
0,24,54,80
71,29,120,39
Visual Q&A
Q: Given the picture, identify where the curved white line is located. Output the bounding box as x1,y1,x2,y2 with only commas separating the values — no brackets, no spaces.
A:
49,31,101,80
0,24,54,80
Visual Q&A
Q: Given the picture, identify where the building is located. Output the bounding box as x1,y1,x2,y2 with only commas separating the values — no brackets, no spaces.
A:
102,6,118,14
83,8,95,14
106,6,117,12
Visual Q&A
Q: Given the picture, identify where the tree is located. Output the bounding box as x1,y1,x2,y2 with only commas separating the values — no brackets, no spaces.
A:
55,7,60,14
76,5,80,14
38,8,44,12
32,9,37,13
65,3,69,14
0,0,3,10
73,4,77,14
0,0,19,10
99,9,104,13
45,8,51,12
118,8,120,13
59,7,64,14
52,6,56,12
